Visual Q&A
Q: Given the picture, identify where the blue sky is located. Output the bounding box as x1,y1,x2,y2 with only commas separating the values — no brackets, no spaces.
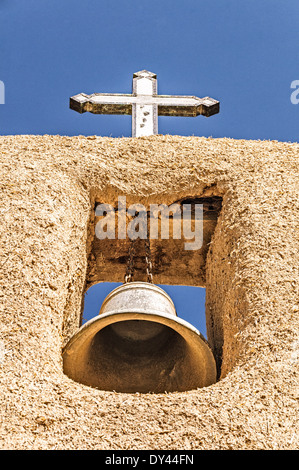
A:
1,1,298,335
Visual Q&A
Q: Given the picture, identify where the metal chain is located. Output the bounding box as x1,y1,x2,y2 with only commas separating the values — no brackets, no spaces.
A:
124,237,154,284
145,237,153,283
124,238,136,283
145,212,153,283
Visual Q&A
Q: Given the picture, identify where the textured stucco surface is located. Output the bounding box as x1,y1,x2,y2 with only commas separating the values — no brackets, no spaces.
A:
0,134,298,449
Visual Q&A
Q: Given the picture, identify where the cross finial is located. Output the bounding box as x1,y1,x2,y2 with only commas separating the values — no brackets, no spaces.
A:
70,70,219,137
133,70,157,79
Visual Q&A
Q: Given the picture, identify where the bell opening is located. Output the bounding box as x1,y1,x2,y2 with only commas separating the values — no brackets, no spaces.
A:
86,320,190,393
94,320,180,361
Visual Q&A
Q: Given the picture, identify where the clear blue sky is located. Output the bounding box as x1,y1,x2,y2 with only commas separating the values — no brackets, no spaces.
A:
1,1,298,335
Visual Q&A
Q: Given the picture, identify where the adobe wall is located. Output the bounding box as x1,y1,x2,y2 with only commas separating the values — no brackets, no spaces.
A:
0,134,298,449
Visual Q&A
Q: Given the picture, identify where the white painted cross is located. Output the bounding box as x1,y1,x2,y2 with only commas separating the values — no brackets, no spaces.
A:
70,70,219,137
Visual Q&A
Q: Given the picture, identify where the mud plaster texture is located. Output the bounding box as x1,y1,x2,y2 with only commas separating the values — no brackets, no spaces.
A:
0,134,298,450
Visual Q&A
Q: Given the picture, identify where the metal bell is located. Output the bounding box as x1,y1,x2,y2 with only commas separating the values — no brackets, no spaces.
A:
63,281,216,393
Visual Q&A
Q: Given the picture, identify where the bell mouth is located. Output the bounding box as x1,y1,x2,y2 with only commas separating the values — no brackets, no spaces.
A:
63,310,217,393
94,319,180,366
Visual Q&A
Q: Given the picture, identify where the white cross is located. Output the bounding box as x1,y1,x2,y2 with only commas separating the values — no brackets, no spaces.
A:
70,70,219,137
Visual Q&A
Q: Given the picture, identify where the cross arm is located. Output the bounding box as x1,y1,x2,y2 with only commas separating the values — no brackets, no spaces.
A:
70,93,220,117
69,93,134,115
156,96,219,117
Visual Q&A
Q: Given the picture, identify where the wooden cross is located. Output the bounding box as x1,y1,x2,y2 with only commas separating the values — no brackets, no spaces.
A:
70,70,220,137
